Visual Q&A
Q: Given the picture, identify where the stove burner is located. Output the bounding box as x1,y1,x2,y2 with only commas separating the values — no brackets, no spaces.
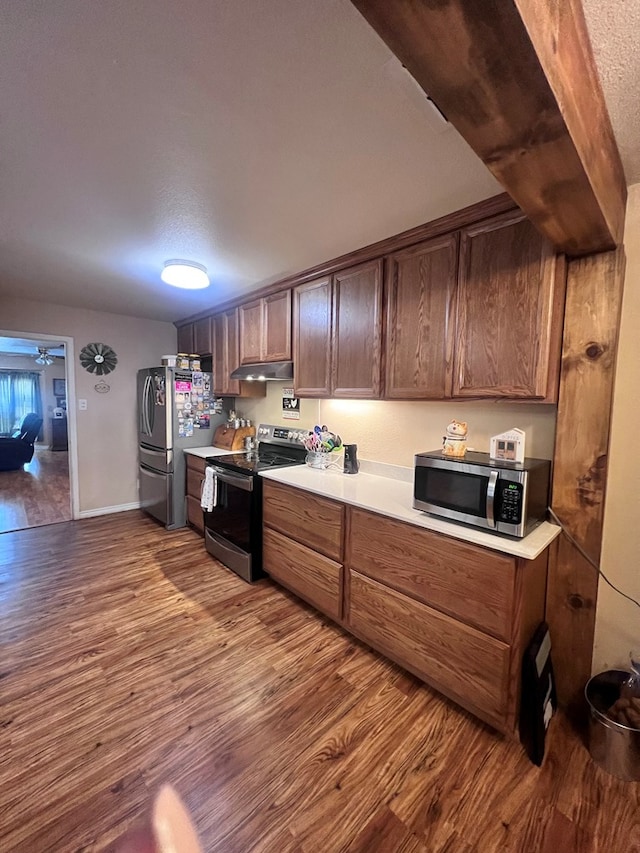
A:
207,442,306,475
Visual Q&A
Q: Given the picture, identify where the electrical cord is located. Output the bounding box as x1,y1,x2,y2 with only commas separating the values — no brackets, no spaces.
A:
548,506,640,612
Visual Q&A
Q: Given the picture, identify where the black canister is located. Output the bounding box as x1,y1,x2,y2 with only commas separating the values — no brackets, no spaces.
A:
343,444,359,474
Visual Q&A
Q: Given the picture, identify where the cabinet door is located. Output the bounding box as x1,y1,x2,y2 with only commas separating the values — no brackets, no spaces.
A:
193,317,213,356
348,508,515,641
348,571,510,730
212,314,225,395
225,308,241,395
293,277,332,397
453,211,565,399
263,480,344,561
239,299,264,364
332,259,383,398
176,323,194,354
264,527,342,622
385,235,458,399
213,311,240,396
263,290,291,361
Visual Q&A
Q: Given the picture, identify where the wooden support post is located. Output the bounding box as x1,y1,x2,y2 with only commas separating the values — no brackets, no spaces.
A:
547,247,626,709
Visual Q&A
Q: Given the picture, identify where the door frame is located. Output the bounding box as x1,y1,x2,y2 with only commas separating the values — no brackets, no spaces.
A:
0,328,80,520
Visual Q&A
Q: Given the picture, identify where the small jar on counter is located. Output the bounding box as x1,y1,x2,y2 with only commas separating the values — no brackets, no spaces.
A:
189,354,201,371
176,353,190,369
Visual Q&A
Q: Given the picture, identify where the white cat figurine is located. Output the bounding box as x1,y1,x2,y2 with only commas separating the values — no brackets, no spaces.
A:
442,419,468,458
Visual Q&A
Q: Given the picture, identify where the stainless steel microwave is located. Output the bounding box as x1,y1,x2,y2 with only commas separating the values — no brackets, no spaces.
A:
413,451,551,538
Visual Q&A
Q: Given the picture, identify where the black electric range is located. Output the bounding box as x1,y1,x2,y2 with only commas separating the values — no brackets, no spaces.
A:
209,445,307,475
202,423,307,582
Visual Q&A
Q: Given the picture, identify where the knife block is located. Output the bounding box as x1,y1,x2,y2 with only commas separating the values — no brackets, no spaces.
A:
212,424,256,451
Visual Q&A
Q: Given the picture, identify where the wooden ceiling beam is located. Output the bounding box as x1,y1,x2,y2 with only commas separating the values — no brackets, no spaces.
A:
350,0,627,257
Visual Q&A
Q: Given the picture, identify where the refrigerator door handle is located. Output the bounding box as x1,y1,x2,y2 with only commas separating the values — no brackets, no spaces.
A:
141,375,151,436
139,463,166,478
146,375,155,435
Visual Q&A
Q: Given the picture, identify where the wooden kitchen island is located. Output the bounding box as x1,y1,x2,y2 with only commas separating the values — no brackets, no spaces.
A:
261,464,560,735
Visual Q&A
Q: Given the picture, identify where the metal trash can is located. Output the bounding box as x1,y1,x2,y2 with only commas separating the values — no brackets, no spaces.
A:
585,669,640,781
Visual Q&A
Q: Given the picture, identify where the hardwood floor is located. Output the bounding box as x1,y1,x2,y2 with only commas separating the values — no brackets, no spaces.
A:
0,512,638,852
0,445,71,533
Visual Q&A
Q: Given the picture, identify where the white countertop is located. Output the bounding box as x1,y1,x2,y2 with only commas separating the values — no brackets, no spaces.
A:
183,446,236,459
260,460,561,560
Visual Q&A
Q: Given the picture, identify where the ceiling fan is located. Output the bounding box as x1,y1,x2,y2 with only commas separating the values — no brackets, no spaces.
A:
35,347,55,366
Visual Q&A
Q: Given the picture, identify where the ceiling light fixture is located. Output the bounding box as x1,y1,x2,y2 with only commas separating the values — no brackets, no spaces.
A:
35,347,54,366
161,260,210,290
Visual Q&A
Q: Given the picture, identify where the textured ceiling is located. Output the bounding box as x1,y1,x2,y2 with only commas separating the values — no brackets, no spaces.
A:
582,0,640,186
0,1,635,324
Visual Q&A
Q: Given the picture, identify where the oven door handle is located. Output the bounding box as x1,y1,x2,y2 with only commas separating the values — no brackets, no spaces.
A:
208,466,254,492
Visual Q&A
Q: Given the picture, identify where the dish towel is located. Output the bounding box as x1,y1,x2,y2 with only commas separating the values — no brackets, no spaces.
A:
201,467,217,511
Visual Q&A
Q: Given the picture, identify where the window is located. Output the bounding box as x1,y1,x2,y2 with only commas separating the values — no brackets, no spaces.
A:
0,371,43,435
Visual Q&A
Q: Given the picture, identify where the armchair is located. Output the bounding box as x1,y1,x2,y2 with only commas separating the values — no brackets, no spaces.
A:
0,413,43,471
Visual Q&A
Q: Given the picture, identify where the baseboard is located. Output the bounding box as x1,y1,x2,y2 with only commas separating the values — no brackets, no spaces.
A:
78,501,141,519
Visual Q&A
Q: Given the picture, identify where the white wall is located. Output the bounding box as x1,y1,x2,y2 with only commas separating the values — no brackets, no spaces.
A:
240,383,557,465
592,182,640,673
1,296,176,514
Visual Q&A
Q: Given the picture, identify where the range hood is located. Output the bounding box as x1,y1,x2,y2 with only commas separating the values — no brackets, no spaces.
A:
229,360,294,382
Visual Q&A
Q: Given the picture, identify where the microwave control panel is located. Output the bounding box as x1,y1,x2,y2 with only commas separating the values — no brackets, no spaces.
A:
496,481,523,524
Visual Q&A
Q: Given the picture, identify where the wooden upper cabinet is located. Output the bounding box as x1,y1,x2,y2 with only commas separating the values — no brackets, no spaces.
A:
332,259,383,398
193,316,213,356
294,261,383,399
239,299,264,364
293,277,332,397
213,310,240,396
264,291,292,361
385,234,458,399
176,323,194,355
453,211,566,400
239,290,291,364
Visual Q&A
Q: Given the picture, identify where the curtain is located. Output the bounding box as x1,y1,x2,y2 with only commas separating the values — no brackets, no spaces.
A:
0,371,43,435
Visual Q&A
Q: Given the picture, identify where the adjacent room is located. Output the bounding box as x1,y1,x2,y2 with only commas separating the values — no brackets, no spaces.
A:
0,336,71,533
0,1,639,851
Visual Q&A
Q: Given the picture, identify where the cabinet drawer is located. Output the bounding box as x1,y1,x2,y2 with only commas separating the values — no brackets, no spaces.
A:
263,481,344,561
264,527,342,622
186,495,204,534
186,455,207,475
348,571,510,729
348,508,515,641
186,467,205,500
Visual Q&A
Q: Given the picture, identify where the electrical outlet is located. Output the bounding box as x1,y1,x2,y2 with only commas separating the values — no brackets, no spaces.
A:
78,399,88,411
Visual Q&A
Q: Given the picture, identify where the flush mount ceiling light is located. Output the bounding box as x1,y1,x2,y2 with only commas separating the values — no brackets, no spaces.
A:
161,260,210,290
35,347,54,366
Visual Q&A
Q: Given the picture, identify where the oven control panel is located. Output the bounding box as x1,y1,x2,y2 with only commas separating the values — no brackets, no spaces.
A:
258,424,307,445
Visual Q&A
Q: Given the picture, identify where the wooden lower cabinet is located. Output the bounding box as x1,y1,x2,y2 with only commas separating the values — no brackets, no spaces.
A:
263,527,342,621
261,481,547,735
348,570,510,730
348,507,515,641
185,456,206,535
262,481,344,620
263,480,344,561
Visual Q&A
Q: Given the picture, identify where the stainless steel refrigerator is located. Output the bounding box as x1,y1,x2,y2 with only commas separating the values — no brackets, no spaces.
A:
137,366,226,529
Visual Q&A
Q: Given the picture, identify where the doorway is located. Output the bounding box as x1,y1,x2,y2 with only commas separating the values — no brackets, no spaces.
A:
0,333,78,533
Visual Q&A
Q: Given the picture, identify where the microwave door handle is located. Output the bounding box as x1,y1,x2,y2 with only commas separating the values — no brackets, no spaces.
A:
486,471,499,528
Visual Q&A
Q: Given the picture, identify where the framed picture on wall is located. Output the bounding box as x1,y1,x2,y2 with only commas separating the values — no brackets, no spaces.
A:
56,397,67,411
53,378,66,396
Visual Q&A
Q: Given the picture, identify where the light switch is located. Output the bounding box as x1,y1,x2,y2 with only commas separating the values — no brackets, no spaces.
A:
78,399,88,410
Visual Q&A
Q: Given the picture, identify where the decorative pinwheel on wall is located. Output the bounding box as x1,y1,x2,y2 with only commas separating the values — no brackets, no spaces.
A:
79,342,118,376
